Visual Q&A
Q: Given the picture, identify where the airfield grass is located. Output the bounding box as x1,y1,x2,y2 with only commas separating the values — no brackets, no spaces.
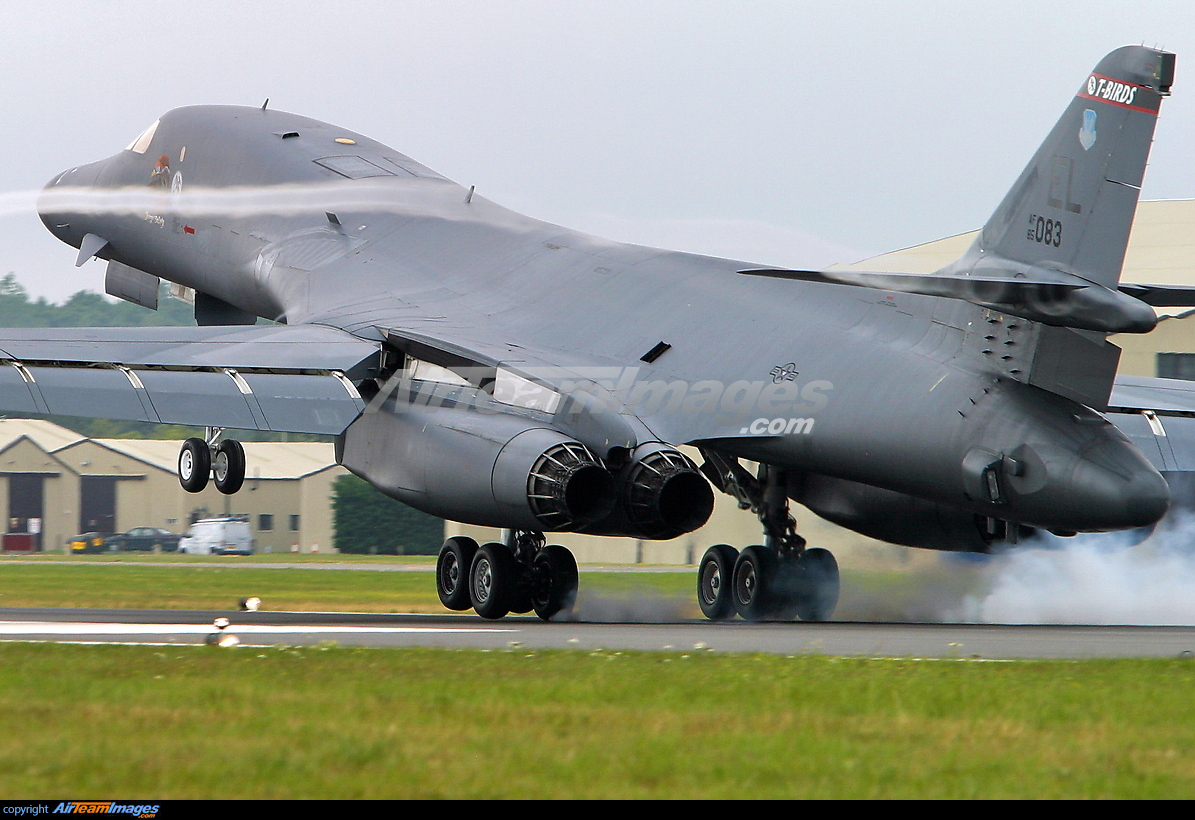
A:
0,556,985,619
0,561,456,613
0,558,697,614
1,642,1194,799
2,558,1192,797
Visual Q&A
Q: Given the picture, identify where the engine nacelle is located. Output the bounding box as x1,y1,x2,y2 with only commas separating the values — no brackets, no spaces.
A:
337,401,616,531
583,443,715,540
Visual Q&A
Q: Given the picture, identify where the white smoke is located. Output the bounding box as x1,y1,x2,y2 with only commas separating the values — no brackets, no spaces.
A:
30,181,547,230
559,581,692,623
956,518,1195,625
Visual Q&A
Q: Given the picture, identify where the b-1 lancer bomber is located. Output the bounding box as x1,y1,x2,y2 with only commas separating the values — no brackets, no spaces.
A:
22,45,1195,622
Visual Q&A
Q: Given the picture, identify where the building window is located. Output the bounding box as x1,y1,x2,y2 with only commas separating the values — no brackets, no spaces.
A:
1158,353,1195,380
259,514,274,532
289,515,300,532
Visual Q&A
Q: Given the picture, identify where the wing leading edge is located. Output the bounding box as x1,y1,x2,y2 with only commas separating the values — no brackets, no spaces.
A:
0,324,380,434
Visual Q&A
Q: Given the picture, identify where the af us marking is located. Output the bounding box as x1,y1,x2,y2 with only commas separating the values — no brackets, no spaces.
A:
1027,213,1062,247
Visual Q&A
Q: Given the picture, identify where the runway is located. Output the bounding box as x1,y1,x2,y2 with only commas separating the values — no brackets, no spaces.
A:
2,607,1195,659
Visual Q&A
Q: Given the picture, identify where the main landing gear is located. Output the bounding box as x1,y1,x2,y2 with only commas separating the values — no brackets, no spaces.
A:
437,531,579,622
696,458,840,622
177,429,246,495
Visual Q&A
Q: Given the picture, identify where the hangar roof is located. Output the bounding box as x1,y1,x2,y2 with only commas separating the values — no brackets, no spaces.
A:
0,418,86,454
0,419,339,480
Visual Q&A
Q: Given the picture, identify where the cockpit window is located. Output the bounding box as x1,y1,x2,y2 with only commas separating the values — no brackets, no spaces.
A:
126,120,160,154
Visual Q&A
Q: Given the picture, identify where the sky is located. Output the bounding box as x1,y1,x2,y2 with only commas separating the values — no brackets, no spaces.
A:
5,0,1195,301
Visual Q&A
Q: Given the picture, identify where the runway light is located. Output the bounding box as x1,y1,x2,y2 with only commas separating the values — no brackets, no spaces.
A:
205,631,237,650
213,617,230,630
239,597,261,612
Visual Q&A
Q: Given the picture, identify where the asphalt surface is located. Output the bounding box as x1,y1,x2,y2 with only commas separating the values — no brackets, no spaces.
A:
2,607,1195,659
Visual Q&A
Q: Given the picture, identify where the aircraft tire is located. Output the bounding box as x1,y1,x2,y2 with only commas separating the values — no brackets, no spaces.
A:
794,548,840,622
178,438,210,493
213,439,246,495
697,544,739,620
437,536,479,611
531,544,578,621
470,542,517,620
732,545,778,621
508,548,535,615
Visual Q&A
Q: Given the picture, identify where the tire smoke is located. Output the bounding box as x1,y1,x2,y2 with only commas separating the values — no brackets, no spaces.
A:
955,519,1195,625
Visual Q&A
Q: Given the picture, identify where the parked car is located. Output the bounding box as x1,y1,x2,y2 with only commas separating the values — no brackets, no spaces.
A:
103,527,182,552
68,532,110,554
178,516,254,555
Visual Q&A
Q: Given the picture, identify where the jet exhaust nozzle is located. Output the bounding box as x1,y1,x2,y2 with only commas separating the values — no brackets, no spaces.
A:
527,441,618,530
617,444,715,540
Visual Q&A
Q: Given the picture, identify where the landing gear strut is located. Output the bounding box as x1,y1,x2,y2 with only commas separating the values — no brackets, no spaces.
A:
177,429,247,495
697,455,840,622
436,530,579,622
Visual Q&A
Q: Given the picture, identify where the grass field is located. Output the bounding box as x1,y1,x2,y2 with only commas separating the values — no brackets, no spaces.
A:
0,558,698,614
2,642,1194,798
7,554,1171,798
0,554,983,619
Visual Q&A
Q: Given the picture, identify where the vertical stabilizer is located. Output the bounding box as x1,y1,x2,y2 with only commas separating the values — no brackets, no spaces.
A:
954,46,1174,289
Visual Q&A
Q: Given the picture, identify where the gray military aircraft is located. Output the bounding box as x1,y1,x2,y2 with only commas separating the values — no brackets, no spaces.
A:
19,45,1195,622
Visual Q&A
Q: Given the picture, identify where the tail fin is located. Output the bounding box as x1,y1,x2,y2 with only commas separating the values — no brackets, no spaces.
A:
956,45,1174,289
743,48,1176,337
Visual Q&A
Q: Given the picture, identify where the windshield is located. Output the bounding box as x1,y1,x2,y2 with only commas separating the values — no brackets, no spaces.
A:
125,119,160,154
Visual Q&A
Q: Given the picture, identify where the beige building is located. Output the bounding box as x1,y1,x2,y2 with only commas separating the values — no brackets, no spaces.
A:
0,419,346,553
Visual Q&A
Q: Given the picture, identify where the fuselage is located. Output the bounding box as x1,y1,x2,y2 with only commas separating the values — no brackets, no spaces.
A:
38,105,1170,537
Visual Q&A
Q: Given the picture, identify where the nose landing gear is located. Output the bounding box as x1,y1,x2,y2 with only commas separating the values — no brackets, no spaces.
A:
177,429,247,495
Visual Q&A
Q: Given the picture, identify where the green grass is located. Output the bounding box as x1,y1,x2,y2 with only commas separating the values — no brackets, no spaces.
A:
0,559,695,614
0,556,977,618
0,563,443,612
2,643,1194,798
6,551,440,564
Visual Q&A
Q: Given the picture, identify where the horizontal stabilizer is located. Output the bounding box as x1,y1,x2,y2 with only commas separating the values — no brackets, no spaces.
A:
740,266,1157,333
1117,283,1195,307
1109,375,1195,416
741,267,1083,299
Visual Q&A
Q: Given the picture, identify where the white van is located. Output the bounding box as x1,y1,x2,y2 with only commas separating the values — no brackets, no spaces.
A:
178,516,254,555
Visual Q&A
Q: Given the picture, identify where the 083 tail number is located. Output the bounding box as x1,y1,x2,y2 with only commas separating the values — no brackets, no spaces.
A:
1027,214,1062,247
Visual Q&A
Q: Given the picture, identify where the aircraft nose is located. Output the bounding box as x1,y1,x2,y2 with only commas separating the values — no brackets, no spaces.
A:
37,161,103,246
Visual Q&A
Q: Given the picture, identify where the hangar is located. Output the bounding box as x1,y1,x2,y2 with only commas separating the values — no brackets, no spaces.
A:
0,419,345,554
